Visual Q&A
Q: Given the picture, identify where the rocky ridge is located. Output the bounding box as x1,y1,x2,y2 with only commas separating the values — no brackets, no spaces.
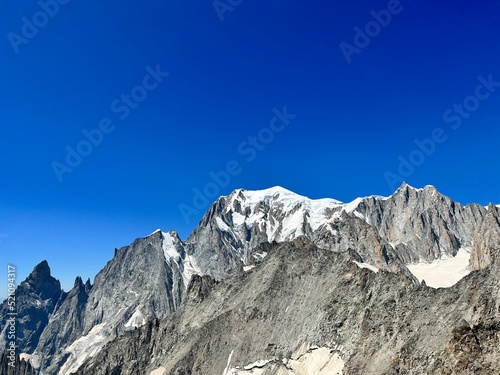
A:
75,238,500,374
2,183,499,374
0,261,62,355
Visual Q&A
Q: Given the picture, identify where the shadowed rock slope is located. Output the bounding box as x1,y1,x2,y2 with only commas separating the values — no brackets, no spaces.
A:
0,261,62,355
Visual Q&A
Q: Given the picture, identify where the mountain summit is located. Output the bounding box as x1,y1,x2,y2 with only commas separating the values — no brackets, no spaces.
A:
2,184,499,374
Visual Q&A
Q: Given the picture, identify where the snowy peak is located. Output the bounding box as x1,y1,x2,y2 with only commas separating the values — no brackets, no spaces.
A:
159,230,183,260
221,183,447,229
219,186,345,240
395,181,427,191
225,186,343,213
190,184,492,276
144,230,188,267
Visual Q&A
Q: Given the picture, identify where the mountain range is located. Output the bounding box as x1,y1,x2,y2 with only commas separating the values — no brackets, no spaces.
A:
1,183,499,374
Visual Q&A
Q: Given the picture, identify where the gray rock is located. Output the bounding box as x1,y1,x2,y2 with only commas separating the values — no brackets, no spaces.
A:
0,261,62,355
469,204,500,270
74,238,500,374
33,230,193,374
6,184,500,374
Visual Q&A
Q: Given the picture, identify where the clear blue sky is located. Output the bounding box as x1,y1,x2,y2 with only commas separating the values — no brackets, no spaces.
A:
1,0,500,298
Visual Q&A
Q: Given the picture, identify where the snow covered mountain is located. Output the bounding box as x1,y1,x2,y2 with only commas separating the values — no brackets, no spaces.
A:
2,183,499,374
186,183,493,281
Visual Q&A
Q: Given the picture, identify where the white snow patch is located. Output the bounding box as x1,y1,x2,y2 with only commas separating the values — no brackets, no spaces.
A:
227,359,271,374
353,261,379,273
227,346,344,375
243,265,255,272
286,347,344,375
343,197,363,213
149,367,167,375
243,359,270,370
147,229,162,236
222,350,234,375
242,186,342,206
124,308,146,328
254,252,268,259
162,232,181,261
59,323,107,375
279,208,305,239
232,212,246,225
216,217,232,232
28,354,41,369
182,254,202,287
235,186,344,234
160,232,201,288
407,248,471,288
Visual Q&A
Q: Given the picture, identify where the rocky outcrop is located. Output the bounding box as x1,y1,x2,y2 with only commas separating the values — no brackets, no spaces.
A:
33,276,90,373
347,183,487,263
74,238,500,374
33,230,198,375
0,352,33,375
0,261,62,355
5,184,500,374
186,184,489,275
469,205,500,271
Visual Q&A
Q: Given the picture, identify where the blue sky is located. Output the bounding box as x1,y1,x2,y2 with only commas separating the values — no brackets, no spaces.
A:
1,0,500,298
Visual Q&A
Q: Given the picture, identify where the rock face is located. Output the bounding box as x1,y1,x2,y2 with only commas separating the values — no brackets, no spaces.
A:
185,184,489,277
354,184,486,262
33,276,90,373
0,261,62,355
185,187,408,278
2,183,499,374
0,352,33,375
469,205,500,271
32,230,201,375
74,238,500,375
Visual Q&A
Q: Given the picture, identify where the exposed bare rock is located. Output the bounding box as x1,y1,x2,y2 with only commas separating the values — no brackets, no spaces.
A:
470,205,500,271
0,261,62,356
74,239,500,375
0,352,33,375
4,184,499,374
33,230,195,375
